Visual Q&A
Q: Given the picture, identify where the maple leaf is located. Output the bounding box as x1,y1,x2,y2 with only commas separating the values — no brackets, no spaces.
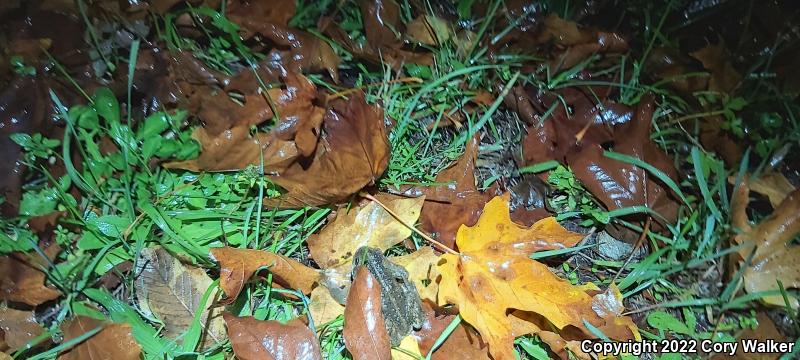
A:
732,178,800,307
210,247,320,303
57,316,140,360
224,313,323,360
437,195,637,360
307,193,424,268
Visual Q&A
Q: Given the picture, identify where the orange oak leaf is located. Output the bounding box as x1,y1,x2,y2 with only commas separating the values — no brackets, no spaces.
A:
223,313,322,360
343,267,391,360
732,178,800,307
210,247,319,303
0,251,61,306
437,195,637,360
58,316,140,360
0,306,43,352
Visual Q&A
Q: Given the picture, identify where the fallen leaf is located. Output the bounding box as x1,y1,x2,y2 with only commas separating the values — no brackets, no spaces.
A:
391,335,422,360
748,172,796,208
0,306,43,352
58,316,140,360
225,0,296,27
134,246,225,349
406,15,452,46
690,42,742,93
343,267,391,360
437,195,637,359
412,302,490,360
420,135,490,249
0,250,61,306
265,92,390,207
307,194,424,268
732,179,800,307
210,247,319,302
224,313,323,360
717,312,787,360
390,247,441,302
308,286,345,327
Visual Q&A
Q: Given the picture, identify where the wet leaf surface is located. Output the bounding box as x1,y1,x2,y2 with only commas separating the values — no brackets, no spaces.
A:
224,313,322,360
437,195,637,359
0,250,61,306
412,302,490,360
210,246,319,302
343,267,391,360
134,246,225,349
58,316,140,360
0,306,43,352
307,193,424,268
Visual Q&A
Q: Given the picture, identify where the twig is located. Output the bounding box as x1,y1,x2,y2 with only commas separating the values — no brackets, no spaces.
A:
360,192,459,255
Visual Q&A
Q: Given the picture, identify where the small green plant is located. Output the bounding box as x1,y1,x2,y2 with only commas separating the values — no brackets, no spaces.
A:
547,165,610,227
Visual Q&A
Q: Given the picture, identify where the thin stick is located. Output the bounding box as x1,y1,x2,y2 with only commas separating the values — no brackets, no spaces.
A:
609,217,652,287
361,193,458,255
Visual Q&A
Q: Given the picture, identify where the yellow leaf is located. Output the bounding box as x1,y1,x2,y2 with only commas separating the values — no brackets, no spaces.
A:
308,194,424,268
391,335,422,360
390,247,441,302
437,195,637,360
308,286,344,327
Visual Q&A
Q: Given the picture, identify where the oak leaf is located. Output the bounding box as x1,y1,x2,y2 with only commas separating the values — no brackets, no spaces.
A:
307,194,424,268
210,247,319,302
437,195,637,359
134,246,225,350
343,267,391,360
389,247,441,302
732,179,800,307
58,316,140,360
0,306,43,352
0,250,61,306
224,313,323,360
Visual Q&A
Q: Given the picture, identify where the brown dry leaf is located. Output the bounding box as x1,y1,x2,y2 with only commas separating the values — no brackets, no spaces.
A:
224,313,322,360
748,172,796,208
420,135,490,249
406,15,451,46
134,246,225,349
535,14,628,71
412,302,491,360
0,250,61,306
719,313,787,360
265,92,390,208
437,195,637,359
307,194,424,268
732,179,800,307
58,316,140,360
690,42,742,93
0,306,43,352
309,286,345,327
343,267,391,360
210,247,319,303
226,0,296,27
390,247,440,302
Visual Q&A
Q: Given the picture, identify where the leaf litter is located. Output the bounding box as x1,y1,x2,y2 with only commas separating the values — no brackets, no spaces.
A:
2,0,800,359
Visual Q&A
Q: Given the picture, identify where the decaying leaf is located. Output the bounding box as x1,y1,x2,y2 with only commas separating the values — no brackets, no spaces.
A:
0,250,61,306
307,194,424,268
308,286,345,327
437,195,637,359
58,316,140,360
690,42,742,93
266,92,390,208
343,267,391,360
412,302,491,360
747,172,796,208
406,15,451,46
224,313,323,360
420,136,491,249
0,306,43,352
389,247,441,302
134,246,225,349
210,247,319,302
732,179,800,307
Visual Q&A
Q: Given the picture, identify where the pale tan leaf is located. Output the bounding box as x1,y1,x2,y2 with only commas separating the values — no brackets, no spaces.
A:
309,286,344,327
134,246,225,350
390,247,440,302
